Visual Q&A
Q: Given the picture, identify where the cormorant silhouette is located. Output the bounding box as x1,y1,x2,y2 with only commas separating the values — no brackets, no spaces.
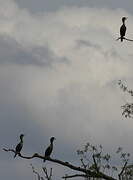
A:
44,137,55,162
120,17,127,42
14,134,24,158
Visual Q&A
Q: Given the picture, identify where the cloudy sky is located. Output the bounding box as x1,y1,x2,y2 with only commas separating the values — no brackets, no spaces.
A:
1,0,133,179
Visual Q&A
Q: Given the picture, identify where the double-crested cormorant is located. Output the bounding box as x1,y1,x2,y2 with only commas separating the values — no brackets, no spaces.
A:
120,17,127,42
44,137,56,162
14,134,24,158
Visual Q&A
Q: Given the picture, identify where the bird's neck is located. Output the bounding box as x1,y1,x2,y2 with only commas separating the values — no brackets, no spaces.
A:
20,138,23,143
122,21,125,25
50,141,53,147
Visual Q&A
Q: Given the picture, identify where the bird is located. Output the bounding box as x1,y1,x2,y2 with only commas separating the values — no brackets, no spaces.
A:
44,137,56,162
14,134,24,158
120,17,127,42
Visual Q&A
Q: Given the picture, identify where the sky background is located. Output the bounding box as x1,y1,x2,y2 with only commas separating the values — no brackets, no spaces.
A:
1,0,133,179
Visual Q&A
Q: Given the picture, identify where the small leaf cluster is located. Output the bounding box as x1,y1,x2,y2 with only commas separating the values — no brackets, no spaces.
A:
118,80,133,118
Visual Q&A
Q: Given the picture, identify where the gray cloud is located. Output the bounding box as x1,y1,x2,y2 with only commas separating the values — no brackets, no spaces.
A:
76,39,102,49
0,36,69,67
1,1,133,180
15,0,133,14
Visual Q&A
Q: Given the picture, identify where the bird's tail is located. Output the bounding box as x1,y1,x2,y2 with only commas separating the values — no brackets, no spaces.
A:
121,36,123,42
14,153,17,158
43,157,46,162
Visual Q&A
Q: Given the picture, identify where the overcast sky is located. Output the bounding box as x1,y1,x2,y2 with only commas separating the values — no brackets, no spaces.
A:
1,0,133,179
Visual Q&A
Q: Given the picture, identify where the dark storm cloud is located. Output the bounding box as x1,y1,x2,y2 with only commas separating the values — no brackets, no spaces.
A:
0,35,68,67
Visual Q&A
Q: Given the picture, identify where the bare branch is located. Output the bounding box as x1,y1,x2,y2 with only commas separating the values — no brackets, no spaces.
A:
116,37,133,42
31,164,44,180
3,148,16,153
3,148,117,180
62,174,88,179
50,168,52,178
118,161,128,180
3,148,37,159
80,158,87,169
42,167,53,180
124,37,133,42
92,154,99,172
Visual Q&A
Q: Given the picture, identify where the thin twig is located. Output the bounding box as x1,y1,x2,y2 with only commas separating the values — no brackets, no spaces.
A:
92,154,99,172
118,161,128,180
42,167,53,180
80,158,87,169
31,164,44,180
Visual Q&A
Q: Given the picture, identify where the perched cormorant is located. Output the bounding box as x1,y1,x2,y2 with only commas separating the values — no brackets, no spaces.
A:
120,17,127,42
14,134,24,158
44,137,56,162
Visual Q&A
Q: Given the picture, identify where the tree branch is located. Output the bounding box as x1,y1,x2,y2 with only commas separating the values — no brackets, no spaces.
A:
42,167,53,180
92,154,99,172
3,148,117,180
116,37,133,42
118,161,128,180
80,158,87,169
62,174,88,179
31,164,44,180
3,148,37,159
